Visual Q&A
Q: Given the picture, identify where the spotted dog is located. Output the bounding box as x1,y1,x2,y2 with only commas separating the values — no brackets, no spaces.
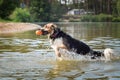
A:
38,23,113,61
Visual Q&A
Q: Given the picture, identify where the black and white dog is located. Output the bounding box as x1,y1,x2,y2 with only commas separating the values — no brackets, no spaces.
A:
39,23,113,61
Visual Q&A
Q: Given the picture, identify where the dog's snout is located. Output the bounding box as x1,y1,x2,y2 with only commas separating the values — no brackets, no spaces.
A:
40,29,49,35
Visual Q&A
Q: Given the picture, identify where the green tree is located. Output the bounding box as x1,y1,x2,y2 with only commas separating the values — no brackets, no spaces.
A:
117,0,120,16
30,0,50,22
49,0,67,21
111,0,118,16
0,0,19,19
10,8,31,22
0,0,3,5
83,0,117,15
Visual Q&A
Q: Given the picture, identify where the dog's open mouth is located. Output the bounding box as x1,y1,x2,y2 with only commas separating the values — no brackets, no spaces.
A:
36,29,49,36
41,29,49,35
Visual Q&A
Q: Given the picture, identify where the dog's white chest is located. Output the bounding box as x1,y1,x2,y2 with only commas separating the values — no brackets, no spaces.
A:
50,38,63,50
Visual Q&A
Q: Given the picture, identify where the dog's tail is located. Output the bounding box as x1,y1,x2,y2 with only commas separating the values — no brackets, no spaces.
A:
103,48,114,61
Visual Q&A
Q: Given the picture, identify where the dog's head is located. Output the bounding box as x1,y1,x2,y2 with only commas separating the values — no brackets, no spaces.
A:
40,23,60,37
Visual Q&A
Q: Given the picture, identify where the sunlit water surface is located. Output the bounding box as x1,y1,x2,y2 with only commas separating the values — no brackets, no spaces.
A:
0,22,120,80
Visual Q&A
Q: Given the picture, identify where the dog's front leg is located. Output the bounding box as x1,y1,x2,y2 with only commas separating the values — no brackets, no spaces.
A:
55,48,63,61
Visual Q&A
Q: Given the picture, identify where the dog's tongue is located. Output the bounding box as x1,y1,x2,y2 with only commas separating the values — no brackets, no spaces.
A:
35,30,42,35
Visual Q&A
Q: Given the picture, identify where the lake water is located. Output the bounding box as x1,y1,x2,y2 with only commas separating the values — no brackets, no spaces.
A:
0,22,120,80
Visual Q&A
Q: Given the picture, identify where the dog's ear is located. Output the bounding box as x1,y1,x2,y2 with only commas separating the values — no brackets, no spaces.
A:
49,23,61,32
51,24,57,29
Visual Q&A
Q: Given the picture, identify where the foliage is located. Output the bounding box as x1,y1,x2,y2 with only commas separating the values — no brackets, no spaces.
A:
81,14,113,22
10,8,31,22
0,18,10,22
29,0,67,22
81,0,115,15
81,15,96,22
0,0,120,22
49,1,67,21
97,14,113,22
112,17,120,22
30,0,50,22
0,0,19,19
0,0,3,5
112,0,118,16
117,0,120,16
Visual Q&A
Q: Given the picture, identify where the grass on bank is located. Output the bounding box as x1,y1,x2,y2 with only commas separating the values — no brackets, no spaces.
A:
80,14,120,22
0,18,11,22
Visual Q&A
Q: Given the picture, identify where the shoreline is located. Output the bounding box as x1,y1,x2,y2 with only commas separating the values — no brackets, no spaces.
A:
0,22,41,34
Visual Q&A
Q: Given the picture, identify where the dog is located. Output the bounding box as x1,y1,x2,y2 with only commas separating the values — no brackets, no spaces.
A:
38,23,113,61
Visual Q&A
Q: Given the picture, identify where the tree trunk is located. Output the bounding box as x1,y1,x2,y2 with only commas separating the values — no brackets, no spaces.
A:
107,0,111,14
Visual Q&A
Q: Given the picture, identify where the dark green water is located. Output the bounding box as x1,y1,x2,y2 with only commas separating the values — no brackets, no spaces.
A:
0,22,120,80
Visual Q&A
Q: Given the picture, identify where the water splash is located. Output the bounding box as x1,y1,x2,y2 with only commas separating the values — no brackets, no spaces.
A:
58,48,120,61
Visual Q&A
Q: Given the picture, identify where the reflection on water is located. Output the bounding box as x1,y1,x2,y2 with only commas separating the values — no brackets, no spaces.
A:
0,22,120,80
57,22,120,40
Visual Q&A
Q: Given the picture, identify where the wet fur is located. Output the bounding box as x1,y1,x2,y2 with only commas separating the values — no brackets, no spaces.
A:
50,30,91,54
41,23,113,60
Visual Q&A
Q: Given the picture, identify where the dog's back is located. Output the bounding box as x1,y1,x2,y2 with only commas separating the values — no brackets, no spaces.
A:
51,30,91,55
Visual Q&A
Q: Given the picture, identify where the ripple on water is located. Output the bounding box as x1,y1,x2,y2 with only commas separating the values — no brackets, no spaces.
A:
0,24,120,80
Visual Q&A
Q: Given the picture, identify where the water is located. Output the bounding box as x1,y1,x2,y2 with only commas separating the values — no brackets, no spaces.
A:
0,22,120,80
